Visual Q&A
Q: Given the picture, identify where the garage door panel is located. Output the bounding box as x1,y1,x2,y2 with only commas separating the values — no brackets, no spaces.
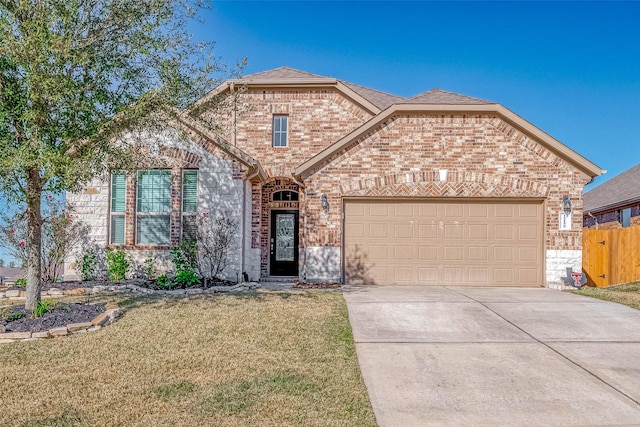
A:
395,224,413,238
419,224,438,238
419,246,438,260
344,200,543,287
469,224,488,239
369,223,388,238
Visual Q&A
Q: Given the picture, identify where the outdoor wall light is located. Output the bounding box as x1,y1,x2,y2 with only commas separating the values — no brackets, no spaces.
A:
563,195,572,215
321,193,329,212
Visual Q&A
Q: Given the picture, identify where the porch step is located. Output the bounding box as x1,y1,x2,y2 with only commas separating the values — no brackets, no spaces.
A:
259,276,299,283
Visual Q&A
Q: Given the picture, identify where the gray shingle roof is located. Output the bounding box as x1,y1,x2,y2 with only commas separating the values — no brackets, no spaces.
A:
0,267,25,281
340,81,406,110
584,163,640,212
238,68,492,110
240,66,324,80
405,88,493,105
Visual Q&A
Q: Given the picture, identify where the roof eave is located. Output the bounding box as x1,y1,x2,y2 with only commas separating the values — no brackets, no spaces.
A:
294,103,605,180
584,195,640,215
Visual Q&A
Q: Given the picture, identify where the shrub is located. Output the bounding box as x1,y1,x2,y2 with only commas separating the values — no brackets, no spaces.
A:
14,277,27,287
106,249,130,282
33,300,56,317
196,211,238,284
170,240,200,288
175,270,200,288
144,256,157,280
156,274,173,289
77,247,98,281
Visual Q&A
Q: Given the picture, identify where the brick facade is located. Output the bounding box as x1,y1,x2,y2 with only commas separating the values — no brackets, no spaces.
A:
584,203,640,229
66,67,601,287
303,114,591,252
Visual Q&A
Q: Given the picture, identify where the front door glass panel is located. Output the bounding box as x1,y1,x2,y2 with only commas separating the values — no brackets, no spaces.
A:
275,213,295,261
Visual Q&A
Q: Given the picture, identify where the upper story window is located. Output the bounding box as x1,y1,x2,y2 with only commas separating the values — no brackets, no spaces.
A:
272,190,298,201
182,170,198,240
621,208,631,228
136,170,172,245
110,173,126,244
272,115,288,147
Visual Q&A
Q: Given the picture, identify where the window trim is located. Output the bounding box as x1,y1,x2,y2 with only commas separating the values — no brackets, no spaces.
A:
135,169,172,246
272,115,288,147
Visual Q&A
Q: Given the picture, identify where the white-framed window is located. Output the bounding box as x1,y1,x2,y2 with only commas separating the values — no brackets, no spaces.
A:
136,170,172,245
621,208,631,228
110,173,126,244
272,115,288,147
181,170,198,240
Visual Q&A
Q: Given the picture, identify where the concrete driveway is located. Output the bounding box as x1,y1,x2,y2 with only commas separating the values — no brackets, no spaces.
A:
344,286,640,426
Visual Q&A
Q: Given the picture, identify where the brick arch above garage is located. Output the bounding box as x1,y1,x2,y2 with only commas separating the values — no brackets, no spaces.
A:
340,171,549,198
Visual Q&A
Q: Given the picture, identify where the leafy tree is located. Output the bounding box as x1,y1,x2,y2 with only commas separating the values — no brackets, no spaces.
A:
0,0,234,310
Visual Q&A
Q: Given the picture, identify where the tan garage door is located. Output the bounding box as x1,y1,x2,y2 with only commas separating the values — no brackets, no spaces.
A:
344,200,543,286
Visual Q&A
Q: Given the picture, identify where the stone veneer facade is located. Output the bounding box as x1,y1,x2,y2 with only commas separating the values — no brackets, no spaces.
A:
66,68,601,287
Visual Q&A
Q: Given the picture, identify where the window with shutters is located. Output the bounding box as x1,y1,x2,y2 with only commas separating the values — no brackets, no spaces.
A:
109,169,199,246
136,170,172,245
110,173,126,244
182,170,198,240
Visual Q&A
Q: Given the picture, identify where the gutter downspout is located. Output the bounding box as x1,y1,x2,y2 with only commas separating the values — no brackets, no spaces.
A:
240,166,261,282
587,212,599,230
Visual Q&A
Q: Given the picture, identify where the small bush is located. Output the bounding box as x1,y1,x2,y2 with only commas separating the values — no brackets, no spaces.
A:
157,274,173,289
14,277,26,287
5,312,26,321
144,256,157,280
106,249,130,282
78,248,98,281
175,270,201,288
33,300,56,317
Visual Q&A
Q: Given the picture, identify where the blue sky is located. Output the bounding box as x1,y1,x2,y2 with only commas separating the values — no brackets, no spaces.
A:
1,1,639,263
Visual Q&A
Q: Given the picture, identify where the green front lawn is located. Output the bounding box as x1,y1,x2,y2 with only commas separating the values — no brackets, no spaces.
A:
0,291,376,426
572,281,640,311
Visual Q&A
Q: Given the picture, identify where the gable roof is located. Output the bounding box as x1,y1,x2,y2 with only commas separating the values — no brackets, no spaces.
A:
194,66,405,115
294,103,604,180
405,88,492,105
584,163,640,213
240,66,324,80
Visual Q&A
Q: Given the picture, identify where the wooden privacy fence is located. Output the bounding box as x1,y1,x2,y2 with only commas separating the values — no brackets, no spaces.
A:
583,227,640,287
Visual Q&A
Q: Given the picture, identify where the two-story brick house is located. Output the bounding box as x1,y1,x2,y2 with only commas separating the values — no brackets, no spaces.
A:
66,67,603,288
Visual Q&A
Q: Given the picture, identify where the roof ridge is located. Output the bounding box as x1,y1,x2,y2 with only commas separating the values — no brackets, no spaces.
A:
240,66,325,80
405,88,493,104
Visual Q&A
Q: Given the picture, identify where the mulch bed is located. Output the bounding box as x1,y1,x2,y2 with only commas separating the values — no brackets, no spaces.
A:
3,277,237,293
1,302,106,333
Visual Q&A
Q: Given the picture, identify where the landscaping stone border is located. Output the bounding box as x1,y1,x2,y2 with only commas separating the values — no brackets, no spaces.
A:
0,282,260,343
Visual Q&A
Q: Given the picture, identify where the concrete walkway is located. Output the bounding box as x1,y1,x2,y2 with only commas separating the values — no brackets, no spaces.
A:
344,286,640,426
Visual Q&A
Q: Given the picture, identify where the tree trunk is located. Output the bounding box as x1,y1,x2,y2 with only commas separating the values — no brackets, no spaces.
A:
25,168,43,312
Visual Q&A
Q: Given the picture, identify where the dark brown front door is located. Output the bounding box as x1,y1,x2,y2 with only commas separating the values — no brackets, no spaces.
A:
270,210,299,276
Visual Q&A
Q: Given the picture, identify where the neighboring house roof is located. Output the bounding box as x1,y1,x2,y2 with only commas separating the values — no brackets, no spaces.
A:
0,267,25,281
405,88,492,105
584,163,640,213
